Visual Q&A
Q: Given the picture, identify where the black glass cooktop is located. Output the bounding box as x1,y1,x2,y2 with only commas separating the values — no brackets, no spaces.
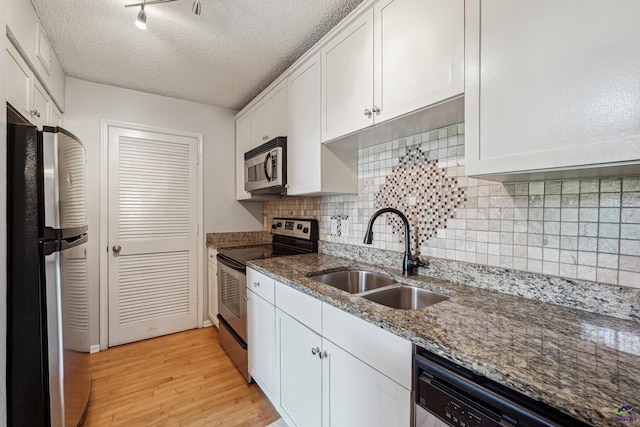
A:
217,243,308,266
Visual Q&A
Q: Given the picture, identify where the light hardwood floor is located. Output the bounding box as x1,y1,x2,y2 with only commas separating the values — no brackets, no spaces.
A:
83,327,280,427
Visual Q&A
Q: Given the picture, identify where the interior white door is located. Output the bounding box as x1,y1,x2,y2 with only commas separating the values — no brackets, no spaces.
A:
108,126,199,346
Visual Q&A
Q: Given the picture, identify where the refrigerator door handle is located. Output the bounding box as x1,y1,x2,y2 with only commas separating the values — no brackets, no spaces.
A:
61,233,88,251
42,233,88,256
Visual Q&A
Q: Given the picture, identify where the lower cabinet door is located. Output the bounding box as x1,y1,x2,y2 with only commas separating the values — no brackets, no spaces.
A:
277,309,322,427
247,291,276,400
322,340,411,427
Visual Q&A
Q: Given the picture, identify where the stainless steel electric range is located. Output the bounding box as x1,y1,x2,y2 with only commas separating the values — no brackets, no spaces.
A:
216,218,318,381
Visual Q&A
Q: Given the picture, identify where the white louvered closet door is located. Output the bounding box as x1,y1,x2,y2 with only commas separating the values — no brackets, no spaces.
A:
108,127,198,346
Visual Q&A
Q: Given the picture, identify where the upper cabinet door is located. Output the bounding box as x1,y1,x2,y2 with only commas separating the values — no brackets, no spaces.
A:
465,0,640,180
374,0,463,124
251,81,289,148
5,41,33,120
251,97,271,148
321,9,375,142
288,54,322,195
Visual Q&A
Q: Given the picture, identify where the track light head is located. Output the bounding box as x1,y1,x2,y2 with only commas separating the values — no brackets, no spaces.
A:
192,0,201,15
136,5,147,30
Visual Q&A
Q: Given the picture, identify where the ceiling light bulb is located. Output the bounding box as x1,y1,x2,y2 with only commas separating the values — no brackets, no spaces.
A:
192,0,201,15
136,5,147,30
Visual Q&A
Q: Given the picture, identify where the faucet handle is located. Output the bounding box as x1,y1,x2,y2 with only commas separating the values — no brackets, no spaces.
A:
405,255,427,274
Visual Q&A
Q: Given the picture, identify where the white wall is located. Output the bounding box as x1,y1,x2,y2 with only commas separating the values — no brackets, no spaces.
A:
64,77,262,346
1,0,9,422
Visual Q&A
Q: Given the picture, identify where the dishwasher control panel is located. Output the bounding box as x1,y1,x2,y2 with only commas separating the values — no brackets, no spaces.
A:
418,375,506,427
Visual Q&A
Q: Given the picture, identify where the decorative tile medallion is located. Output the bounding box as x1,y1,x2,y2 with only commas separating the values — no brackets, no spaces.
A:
375,145,465,249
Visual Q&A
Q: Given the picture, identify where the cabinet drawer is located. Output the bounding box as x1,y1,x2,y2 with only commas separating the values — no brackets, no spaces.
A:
323,303,412,389
276,282,322,334
247,268,275,304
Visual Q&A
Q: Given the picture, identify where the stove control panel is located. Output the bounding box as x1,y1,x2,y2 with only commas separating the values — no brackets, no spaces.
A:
271,218,318,241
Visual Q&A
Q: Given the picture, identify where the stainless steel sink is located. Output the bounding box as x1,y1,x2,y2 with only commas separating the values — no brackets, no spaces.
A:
361,285,449,310
309,270,396,294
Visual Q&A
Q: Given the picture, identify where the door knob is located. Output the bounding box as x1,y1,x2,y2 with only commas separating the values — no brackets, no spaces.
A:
364,108,372,117
372,106,380,113
112,245,122,254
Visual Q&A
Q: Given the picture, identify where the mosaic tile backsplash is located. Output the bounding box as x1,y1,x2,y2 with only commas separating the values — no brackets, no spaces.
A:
264,123,640,289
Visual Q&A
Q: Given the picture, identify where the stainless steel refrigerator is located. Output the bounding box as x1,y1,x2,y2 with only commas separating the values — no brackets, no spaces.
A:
7,123,91,426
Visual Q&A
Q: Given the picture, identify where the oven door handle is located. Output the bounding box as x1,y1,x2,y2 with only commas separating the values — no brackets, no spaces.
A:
216,253,246,272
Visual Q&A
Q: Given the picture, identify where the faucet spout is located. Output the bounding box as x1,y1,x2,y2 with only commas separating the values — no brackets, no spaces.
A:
363,208,425,275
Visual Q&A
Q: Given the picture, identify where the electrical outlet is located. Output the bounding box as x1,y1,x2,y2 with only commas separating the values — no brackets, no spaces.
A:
330,218,338,235
340,218,349,237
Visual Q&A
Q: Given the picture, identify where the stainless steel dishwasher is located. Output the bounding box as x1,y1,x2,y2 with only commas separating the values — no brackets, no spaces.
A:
414,346,592,427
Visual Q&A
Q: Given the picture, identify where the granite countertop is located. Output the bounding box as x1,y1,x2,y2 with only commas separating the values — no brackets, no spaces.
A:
206,231,272,249
248,253,640,427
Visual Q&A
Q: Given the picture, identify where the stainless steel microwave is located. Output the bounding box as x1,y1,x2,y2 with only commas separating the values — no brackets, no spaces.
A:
244,136,287,195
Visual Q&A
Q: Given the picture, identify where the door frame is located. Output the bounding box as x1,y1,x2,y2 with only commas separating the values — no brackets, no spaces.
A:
99,119,204,350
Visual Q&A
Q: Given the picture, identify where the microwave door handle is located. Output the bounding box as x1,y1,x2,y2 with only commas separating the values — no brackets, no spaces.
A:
263,152,272,182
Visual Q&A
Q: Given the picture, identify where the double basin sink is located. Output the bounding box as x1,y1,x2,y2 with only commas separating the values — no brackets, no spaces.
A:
309,270,449,310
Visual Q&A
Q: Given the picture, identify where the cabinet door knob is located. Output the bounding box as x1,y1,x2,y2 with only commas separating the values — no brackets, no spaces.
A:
30,109,41,118
254,281,260,287
311,347,317,356
364,108,371,117
319,350,328,359
372,106,380,113
112,245,122,254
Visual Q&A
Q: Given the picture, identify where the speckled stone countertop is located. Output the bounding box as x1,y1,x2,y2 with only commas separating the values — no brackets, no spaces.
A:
206,231,271,249
248,253,640,427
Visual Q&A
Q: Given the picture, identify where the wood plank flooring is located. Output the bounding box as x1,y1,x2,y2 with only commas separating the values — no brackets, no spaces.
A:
83,327,280,427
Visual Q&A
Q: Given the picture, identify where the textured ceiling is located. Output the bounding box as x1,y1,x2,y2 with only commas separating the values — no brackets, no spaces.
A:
31,0,363,110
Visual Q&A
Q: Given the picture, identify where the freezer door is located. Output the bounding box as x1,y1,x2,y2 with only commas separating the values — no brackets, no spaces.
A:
42,127,88,235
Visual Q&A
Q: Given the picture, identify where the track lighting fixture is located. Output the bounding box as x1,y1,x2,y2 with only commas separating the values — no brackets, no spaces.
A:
125,0,202,29
192,0,201,15
135,4,147,30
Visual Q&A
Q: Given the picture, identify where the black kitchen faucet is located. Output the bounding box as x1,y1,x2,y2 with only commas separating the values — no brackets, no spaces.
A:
363,207,426,275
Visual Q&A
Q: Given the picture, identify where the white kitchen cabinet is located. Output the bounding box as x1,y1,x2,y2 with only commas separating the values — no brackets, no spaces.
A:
277,309,323,427
321,9,375,142
321,0,464,142
373,0,463,124
6,38,61,129
31,78,51,129
322,339,411,427
6,39,33,120
250,81,289,148
465,0,640,180
277,278,411,427
6,0,66,109
287,53,357,195
207,247,218,327
322,303,412,390
247,290,277,402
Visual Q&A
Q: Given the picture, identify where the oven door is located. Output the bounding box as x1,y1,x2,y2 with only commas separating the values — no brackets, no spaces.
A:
217,255,247,342
244,147,284,193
